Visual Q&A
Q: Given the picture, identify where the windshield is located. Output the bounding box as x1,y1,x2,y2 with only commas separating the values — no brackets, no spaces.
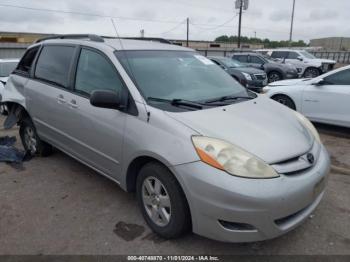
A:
115,51,249,110
300,51,316,59
217,57,245,68
0,62,18,77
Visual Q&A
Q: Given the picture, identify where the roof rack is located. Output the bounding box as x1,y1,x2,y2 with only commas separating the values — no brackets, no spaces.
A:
120,37,172,44
35,34,105,43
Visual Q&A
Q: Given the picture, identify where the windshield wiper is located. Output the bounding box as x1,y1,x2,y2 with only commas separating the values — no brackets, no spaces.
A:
147,97,204,109
204,95,254,104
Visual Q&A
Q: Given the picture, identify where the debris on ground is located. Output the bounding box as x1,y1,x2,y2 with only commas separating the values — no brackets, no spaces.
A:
0,136,31,168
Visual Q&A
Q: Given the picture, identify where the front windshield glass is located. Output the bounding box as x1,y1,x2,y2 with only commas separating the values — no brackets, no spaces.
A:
300,51,316,59
116,51,249,108
218,58,245,68
0,62,18,77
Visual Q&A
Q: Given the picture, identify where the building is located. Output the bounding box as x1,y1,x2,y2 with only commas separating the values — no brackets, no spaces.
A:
0,32,52,58
170,39,264,56
310,37,350,51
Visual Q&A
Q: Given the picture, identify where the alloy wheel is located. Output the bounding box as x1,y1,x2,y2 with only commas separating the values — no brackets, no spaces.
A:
142,177,171,227
24,126,37,154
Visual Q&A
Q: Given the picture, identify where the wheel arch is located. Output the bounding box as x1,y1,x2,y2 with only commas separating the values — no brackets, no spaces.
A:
271,93,297,110
2,101,32,128
124,155,194,228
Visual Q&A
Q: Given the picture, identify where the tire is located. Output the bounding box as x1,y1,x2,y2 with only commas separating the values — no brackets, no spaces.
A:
303,67,320,78
136,162,191,239
19,117,53,157
272,95,296,110
268,71,282,83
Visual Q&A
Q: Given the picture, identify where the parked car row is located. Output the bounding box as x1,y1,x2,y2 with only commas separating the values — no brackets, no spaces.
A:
208,56,267,93
257,49,336,78
264,65,350,128
0,35,330,243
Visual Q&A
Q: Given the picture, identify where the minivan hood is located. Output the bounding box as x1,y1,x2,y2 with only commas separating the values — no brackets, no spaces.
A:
166,96,313,164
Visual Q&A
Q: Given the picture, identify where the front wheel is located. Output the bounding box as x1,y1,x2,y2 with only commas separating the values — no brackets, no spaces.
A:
303,68,320,78
19,117,53,156
272,95,296,110
268,71,282,83
136,162,191,239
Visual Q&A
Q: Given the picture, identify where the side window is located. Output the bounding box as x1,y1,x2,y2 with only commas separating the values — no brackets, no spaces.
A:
35,45,75,88
287,52,299,59
324,69,350,85
271,51,287,59
16,46,40,75
234,55,247,63
75,49,125,96
250,56,264,64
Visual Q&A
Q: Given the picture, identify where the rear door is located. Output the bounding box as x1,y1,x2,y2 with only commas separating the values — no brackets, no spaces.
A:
25,44,77,151
302,69,350,127
59,47,128,179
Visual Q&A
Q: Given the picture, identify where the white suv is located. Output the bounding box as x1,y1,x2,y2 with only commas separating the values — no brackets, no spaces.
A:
257,49,336,78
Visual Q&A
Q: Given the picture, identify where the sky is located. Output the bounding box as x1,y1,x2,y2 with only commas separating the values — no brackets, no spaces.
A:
0,0,349,43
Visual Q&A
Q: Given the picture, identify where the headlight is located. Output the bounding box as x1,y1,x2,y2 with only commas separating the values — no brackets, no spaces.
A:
192,136,279,179
242,72,252,81
293,111,321,143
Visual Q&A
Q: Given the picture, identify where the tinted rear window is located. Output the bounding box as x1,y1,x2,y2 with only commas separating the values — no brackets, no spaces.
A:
271,51,288,59
17,47,39,74
233,55,248,63
35,45,75,88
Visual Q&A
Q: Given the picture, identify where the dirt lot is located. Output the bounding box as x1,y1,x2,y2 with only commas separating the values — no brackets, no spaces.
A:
0,116,349,255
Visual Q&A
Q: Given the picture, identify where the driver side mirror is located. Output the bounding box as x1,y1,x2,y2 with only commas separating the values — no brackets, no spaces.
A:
313,79,327,86
90,90,125,110
297,56,303,61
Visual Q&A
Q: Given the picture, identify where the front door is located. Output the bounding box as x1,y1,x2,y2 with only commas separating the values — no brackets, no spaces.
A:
60,48,128,180
302,69,350,127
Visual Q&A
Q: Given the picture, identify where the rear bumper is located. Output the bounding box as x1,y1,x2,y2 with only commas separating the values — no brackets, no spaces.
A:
172,145,330,243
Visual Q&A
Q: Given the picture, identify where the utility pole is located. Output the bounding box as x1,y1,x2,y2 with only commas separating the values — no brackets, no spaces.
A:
289,0,296,45
237,0,243,48
236,0,249,48
186,17,189,47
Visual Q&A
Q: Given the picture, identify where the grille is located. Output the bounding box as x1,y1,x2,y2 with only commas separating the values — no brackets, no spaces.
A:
254,74,267,80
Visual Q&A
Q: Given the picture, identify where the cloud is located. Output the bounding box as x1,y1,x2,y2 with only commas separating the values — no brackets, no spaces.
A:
309,9,338,21
269,10,291,22
0,0,349,42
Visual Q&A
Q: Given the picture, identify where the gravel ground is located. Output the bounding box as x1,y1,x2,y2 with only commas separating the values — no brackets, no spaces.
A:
0,117,349,255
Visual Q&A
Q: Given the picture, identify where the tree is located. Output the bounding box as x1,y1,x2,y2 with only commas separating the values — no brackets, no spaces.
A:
214,35,308,48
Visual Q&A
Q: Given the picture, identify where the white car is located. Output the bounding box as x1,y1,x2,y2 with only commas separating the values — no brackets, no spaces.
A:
0,59,19,84
256,49,336,78
264,65,350,128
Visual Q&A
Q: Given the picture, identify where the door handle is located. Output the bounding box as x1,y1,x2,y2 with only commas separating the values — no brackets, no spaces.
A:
57,95,66,104
68,99,78,109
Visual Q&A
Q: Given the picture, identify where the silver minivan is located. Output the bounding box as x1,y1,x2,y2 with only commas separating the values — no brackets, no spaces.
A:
0,35,330,243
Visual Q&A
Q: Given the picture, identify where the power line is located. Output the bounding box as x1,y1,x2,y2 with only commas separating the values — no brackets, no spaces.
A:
0,2,309,39
160,19,186,35
190,15,238,32
0,3,182,24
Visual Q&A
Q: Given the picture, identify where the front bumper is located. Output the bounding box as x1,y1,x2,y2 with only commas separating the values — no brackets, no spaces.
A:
172,145,330,243
246,79,267,93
